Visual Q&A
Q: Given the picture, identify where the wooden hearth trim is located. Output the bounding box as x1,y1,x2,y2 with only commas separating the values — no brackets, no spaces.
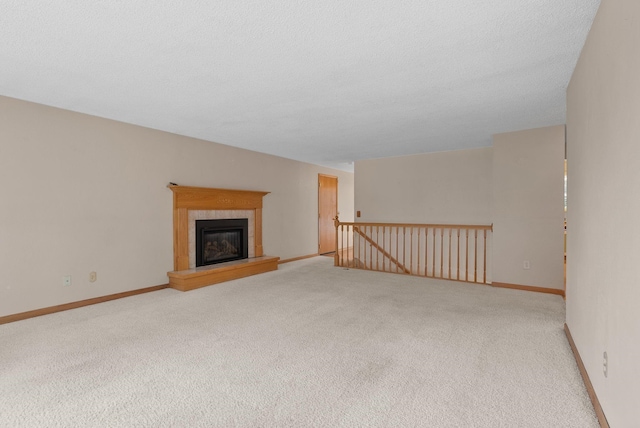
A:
168,185,269,271
168,256,279,291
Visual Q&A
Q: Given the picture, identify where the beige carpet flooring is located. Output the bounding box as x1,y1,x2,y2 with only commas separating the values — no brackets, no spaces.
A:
0,257,598,427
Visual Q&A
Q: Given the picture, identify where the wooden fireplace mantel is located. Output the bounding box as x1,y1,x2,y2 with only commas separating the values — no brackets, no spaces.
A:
167,185,279,291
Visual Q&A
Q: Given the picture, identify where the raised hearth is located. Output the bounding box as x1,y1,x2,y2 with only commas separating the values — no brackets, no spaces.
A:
168,185,279,291
168,256,278,292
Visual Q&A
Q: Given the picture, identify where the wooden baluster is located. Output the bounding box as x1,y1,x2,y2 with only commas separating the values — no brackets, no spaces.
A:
483,229,487,284
410,227,414,274
465,229,469,282
361,227,364,269
376,226,379,271
448,229,452,279
340,224,344,267
391,227,394,272
474,229,478,283
344,225,347,267
356,226,360,269
336,216,340,266
372,226,375,270
389,226,392,272
432,228,436,278
362,226,365,269
440,228,444,278
368,225,372,270
402,227,406,272
386,226,389,272
424,227,429,276
457,228,460,280
388,226,391,272
347,225,351,267
382,226,386,271
345,224,348,268
371,226,374,270
351,225,354,267
417,227,421,276
362,226,365,270
363,226,367,270
395,226,399,273
342,225,349,267
369,226,373,270
380,226,384,271
424,228,429,276
360,226,363,269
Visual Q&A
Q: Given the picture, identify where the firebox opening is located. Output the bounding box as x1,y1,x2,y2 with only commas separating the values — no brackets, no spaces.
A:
195,219,249,267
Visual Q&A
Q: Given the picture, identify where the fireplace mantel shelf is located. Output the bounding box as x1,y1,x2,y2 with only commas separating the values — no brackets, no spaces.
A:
168,185,278,291
167,185,270,211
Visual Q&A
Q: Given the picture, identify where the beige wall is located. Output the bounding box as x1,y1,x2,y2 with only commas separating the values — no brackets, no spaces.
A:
492,126,565,290
0,96,354,318
566,0,640,425
355,131,565,290
354,148,493,224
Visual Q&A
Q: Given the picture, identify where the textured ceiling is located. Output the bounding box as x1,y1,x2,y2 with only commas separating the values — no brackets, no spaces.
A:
1,1,600,171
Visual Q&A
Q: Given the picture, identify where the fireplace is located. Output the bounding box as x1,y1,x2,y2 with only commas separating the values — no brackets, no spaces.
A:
168,185,279,291
195,219,249,267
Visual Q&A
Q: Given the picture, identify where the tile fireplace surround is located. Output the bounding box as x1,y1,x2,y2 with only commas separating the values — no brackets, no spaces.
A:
167,185,279,291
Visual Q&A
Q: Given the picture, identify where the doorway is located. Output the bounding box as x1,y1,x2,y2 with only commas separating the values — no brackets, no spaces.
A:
318,174,338,255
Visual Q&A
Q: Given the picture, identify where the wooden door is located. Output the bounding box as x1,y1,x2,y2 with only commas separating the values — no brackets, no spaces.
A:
318,174,338,254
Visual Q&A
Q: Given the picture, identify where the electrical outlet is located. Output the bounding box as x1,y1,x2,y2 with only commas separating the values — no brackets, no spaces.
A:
89,272,97,282
63,275,71,287
523,260,531,270
603,351,608,378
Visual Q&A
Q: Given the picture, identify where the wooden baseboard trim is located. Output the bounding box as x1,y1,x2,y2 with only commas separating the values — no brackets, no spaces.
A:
279,253,319,264
0,284,169,326
491,281,565,297
564,324,609,428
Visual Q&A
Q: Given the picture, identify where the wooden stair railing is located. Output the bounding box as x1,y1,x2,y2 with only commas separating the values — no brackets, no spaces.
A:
334,217,493,285
353,226,410,274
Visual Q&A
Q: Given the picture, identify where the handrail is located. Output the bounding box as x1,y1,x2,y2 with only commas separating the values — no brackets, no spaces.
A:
336,220,492,230
334,216,492,285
